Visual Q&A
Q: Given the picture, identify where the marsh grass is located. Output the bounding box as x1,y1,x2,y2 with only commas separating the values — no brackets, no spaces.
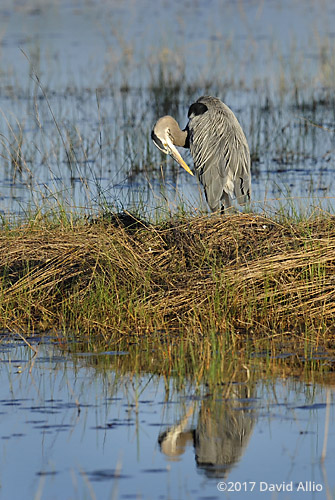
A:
1,210,335,359
62,320,335,392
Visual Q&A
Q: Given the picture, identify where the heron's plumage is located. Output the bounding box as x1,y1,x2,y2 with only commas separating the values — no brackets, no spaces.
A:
151,95,251,212
188,96,251,211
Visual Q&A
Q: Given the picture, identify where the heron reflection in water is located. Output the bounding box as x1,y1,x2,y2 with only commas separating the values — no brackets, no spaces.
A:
158,384,256,478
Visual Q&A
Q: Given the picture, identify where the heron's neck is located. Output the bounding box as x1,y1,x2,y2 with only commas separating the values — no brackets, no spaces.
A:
170,121,188,148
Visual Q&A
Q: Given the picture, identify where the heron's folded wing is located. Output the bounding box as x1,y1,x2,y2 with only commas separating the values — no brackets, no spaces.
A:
189,97,251,205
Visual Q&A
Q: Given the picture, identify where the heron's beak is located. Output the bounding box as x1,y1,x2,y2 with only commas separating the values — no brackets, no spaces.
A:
168,144,194,177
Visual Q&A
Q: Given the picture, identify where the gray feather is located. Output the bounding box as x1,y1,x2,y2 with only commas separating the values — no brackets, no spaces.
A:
188,96,251,210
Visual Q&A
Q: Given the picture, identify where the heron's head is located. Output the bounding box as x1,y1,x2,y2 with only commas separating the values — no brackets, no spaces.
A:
151,116,193,176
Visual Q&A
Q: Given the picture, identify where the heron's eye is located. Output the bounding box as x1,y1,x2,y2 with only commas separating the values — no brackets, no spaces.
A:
152,130,168,153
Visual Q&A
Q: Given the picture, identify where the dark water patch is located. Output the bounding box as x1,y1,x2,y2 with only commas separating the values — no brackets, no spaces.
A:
157,400,180,405
92,424,116,430
1,433,25,440
103,419,135,428
36,470,58,476
21,402,87,411
23,406,62,415
34,424,73,430
235,397,259,403
1,401,22,406
120,495,142,500
1,399,32,407
85,469,132,482
25,420,48,424
0,359,29,364
141,468,167,473
295,403,328,410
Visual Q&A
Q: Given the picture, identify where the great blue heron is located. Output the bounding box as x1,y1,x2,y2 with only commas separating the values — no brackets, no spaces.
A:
151,96,251,212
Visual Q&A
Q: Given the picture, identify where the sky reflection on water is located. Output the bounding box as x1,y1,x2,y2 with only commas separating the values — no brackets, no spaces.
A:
0,340,334,499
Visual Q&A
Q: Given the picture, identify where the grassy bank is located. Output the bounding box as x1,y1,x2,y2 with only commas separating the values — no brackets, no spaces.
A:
1,210,335,349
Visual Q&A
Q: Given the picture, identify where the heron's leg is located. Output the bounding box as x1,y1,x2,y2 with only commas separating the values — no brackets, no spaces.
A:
221,192,231,214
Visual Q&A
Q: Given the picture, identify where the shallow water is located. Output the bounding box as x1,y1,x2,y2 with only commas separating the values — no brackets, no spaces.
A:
0,0,335,217
1,335,334,500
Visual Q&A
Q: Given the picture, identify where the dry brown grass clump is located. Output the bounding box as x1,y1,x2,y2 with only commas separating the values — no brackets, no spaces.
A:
1,211,335,341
